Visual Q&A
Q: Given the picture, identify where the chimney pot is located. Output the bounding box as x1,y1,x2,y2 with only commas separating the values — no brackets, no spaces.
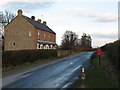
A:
31,16,35,20
37,19,41,23
43,21,47,25
18,9,22,16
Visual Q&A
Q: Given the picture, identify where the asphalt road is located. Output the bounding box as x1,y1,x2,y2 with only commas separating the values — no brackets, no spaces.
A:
3,52,94,88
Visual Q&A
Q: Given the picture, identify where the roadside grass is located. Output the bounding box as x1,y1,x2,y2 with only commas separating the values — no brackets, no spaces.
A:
2,52,77,73
70,54,117,88
85,55,117,88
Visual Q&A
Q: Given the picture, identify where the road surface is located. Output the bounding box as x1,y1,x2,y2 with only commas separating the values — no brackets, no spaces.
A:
3,52,94,88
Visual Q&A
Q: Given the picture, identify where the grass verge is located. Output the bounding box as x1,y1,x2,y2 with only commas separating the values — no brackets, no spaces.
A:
86,55,117,88
70,55,117,88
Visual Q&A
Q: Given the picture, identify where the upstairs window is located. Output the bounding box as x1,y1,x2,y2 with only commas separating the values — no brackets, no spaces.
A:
44,33,46,40
38,31,40,40
38,31,40,36
48,34,50,41
28,31,32,37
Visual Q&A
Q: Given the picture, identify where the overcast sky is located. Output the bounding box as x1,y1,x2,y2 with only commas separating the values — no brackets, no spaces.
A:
0,0,118,47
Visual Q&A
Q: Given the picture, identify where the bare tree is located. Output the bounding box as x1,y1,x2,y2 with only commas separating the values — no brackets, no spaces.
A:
0,11,5,39
61,31,78,50
81,33,92,48
81,33,87,47
0,11,16,27
4,11,16,24
0,11,16,40
87,35,92,48
0,11,4,28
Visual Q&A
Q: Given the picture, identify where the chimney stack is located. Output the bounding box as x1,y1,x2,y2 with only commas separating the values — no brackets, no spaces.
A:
31,16,35,20
43,21,47,25
37,19,41,23
18,9,22,16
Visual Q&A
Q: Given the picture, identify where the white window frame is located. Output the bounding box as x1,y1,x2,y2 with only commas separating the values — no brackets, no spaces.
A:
50,45,53,49
37,43,40,49
12,43,16,47
46,45,49,49
44,33,46,40
28,31,32,37
40,44,43,49
38,31,40,39
38,31,40,36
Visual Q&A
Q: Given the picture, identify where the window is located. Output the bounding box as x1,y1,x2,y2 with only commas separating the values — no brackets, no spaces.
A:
50,45,53,49
46,45,49,49
38,44,40,48
37,43,39,49
28,31,32,37
12,43,15,47
48,35,50,41
40,44,43,49
38,31,40,36
38,31,40,39
44,33,46,40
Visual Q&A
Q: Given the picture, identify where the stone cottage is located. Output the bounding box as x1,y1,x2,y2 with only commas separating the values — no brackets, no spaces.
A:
4,10,57,51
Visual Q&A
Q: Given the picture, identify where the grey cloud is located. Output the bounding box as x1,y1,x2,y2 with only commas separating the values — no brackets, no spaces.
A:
67,8,117,23
78,12,117,23
4,2,55,12
95,18,117,23
91,33,118,39
92,14,117,23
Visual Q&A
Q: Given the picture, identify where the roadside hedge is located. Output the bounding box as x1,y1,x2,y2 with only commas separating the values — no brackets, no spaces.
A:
101,40,120,71
101,40,119,87
2,49,57,67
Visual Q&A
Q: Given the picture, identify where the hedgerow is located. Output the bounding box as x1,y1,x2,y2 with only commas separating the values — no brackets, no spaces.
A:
2,49,57,67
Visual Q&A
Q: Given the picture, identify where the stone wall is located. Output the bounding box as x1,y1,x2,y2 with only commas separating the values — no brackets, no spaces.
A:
4,15,37,51
57,50,72,57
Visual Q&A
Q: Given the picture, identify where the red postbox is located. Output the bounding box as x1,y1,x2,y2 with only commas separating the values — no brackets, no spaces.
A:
97,48,102,56
96,48,102,65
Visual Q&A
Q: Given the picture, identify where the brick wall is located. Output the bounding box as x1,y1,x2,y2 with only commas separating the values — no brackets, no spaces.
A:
37,29,56,43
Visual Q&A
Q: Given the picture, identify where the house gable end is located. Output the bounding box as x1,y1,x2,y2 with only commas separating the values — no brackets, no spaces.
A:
4,15,37,51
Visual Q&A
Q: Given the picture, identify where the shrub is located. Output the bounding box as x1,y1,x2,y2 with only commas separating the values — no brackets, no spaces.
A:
2,49,57,67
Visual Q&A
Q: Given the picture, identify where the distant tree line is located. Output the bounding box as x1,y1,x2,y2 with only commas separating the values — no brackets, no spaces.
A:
60,30,92,50
79,33,92,48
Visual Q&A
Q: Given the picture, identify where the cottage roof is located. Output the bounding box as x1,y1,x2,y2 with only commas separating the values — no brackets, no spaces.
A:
38,41,57,45
23,16,56,34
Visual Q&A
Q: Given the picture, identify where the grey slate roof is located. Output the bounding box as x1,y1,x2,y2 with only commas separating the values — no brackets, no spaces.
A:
38,41,57,45
23,15,56,34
